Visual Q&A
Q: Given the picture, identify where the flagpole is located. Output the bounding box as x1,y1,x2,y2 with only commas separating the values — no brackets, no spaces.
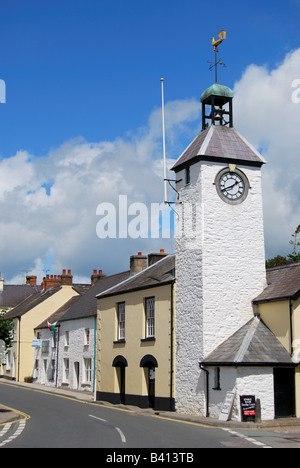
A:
161,78,168,204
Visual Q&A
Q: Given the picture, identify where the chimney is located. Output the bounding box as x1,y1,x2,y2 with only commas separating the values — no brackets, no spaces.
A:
0,273,3,292
148,249,168,266
61,269,73,286
91,269,106,285
43,273,61,291
26,275,37,286
130,252,147,275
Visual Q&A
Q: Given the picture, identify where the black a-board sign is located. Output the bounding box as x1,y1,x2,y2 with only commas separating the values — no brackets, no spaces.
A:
240,395,256,422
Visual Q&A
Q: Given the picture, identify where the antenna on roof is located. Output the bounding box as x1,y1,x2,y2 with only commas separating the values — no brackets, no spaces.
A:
160,78,179,207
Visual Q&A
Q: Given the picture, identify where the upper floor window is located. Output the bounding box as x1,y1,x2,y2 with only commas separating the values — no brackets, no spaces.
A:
117,302,125,341
145,297,155,338
84,328,90,345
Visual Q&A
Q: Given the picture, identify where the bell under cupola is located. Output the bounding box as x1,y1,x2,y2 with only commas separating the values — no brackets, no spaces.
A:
201,83,233,130
201,29,233,130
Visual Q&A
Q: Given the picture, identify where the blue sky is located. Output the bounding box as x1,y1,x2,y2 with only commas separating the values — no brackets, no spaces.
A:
0,0,300,282
1,0,299,158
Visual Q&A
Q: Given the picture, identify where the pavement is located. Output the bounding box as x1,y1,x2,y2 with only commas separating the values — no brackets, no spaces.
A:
2,379,300,435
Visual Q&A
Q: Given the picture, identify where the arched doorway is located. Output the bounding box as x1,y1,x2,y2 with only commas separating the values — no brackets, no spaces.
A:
113,356,128,404
140,355,158,408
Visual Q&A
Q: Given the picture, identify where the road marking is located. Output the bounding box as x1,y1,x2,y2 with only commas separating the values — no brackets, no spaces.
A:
222,427,272,448
115,426,126,443
89,414,107,423
0,420,26,447
89,414,126,444
0,423,12,438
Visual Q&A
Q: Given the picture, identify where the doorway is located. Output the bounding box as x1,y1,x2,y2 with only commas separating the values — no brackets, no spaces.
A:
74,361,80,389
148,367,155,408
274,368,295,418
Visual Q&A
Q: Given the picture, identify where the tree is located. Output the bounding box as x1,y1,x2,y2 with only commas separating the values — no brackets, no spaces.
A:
287,224,300,263
266,224,300,268
0,311,14,348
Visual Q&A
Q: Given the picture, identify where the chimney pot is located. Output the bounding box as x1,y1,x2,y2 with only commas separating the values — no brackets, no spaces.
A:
62,269,66,275
91,269,106,285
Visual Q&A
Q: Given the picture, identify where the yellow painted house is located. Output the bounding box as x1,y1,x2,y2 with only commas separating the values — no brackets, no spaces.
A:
3,271,81,382
253,262,300,418
96,253,176,411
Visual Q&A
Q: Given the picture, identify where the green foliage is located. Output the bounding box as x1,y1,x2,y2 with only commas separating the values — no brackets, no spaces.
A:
0,310,14,348
266,225,300,268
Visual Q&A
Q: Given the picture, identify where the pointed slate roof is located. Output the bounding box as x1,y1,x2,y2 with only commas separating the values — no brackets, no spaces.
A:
201,317,295,367
171,125,266,172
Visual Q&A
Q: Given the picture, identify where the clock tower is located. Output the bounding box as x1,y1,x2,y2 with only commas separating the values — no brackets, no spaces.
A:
171,81,267,415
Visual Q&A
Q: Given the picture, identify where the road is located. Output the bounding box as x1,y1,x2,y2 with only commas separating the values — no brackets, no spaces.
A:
1,381,300,450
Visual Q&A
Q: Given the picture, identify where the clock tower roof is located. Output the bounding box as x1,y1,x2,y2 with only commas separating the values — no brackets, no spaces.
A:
171,125,266,172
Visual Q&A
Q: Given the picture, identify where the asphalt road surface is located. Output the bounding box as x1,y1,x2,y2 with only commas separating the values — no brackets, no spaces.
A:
1,381,300,450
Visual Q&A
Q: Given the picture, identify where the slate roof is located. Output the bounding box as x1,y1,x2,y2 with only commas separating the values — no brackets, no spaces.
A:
0,284,41,309
60,270,131,321
97,255,175,299
171,125,266,172
201,317,295,367
35,296,82,330
3,286,63,320
254,262,300,303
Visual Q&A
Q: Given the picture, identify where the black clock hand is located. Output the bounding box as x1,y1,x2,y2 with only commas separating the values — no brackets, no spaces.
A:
221,181,239,192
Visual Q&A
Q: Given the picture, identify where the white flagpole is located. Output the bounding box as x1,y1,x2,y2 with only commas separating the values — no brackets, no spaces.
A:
161,78,168,204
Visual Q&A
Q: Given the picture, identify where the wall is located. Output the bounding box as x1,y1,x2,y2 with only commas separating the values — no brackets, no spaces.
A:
18,287,79,382
175,160,267,415
208,367,274,421
97,284,175,410
34,316,95,391
259,301,290,352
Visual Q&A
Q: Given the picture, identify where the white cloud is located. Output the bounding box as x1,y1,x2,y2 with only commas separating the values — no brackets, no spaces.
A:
1,48,299,283
233,48,300,259
0,98,199,283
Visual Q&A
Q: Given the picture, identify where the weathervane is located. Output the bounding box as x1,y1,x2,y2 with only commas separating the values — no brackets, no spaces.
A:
207,30,227,83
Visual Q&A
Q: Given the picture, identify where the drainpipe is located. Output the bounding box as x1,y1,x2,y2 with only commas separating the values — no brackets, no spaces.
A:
170,282,174,411
55,326,60,387
17,317,21,382
290,297,294,356
199,363,209,417
93,315,97,400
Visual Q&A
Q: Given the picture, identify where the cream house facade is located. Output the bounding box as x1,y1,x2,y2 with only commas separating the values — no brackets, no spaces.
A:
3,271,80,382
96,253,175,411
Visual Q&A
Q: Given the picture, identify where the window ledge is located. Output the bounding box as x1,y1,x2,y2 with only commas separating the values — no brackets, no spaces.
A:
141,337,156,342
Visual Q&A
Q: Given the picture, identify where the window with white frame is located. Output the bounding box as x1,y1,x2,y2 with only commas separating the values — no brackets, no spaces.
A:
84,328,90,345
84,358,92,383
145,297,155,338
117,302,125,340
64,331,69,347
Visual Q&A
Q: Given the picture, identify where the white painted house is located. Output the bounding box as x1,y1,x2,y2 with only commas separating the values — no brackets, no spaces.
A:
34,270,130,392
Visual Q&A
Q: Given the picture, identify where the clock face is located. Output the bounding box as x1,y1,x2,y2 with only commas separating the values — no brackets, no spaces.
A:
216,168,248,204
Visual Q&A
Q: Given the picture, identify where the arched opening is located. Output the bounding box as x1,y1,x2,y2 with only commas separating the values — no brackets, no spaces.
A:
113,355,128,404
140,355,158,408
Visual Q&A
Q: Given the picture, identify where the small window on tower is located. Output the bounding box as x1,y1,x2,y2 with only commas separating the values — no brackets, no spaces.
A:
185,167,190,185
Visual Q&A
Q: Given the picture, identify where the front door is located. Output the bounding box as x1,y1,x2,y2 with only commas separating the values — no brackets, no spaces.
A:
274,368,295,418
148,367,155,408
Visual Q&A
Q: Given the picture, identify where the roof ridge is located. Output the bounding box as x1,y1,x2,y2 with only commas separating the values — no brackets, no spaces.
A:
96,254,174,298
233,317,260,363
